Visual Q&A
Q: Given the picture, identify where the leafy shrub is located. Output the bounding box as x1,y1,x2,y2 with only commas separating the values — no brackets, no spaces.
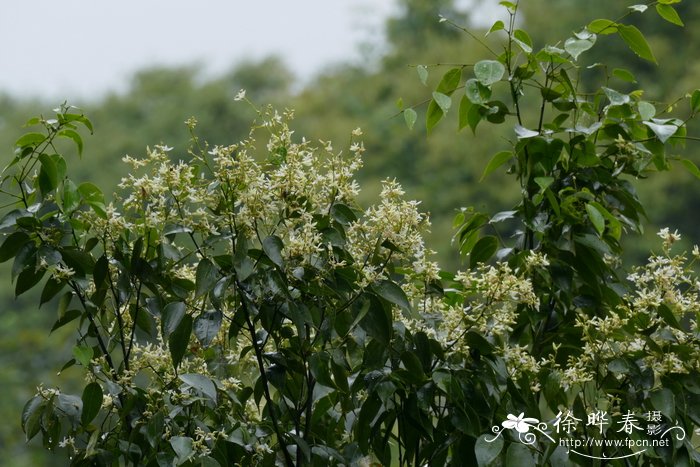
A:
2,1,700,466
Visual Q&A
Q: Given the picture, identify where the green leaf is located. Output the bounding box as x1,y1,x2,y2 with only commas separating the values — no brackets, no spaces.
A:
650,388,675,419
426,99,444,133
505,442,536,467
40,276,66,306
169,314,193,370
613,68,636,83
62,179,81,213
179,373,217,403
564,35,595,60
618,24,657,63
513,29,533,53
587,19,618,35
404,108,417,130
78,182,106,218
170,436,194,465
436,67,462,94
603,87,630,106
38,153,59,194
643,120,679,143
162,301,187,338
81,382,103,426
514,124,539,139
15,266,45,297
373,279,410,311
681,159,700,180
586,203,606,236
475,433,504,466
474,60,505,86
400,351,426,384
459,96,482,133
262,235,284,268
193,310,222,348
691,89,700,113
534,176,554,192
481,151,512,181
417,65,428,85
470,235,498,268
58,129,84,157
465,78,492,104
361,296,392,345
309,352,336,388
432,91,452,113
195,258,218,298
0,232,29,263
72,344,93,367
638,101,656,120
15,132,46,149
655,4,684,26
22,396,45,441
486,20,505,36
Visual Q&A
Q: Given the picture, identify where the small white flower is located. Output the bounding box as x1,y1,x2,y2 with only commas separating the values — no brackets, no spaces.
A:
234,89,246,101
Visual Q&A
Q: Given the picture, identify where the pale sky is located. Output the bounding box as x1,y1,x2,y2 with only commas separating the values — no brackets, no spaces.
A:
0,0,498,100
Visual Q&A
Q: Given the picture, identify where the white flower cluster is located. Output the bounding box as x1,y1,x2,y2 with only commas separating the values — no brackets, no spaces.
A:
565,229,700,386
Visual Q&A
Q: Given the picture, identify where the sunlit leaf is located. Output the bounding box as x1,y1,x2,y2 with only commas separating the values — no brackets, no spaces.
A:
474,60,505,86
618,24,656,63
655,4,683,26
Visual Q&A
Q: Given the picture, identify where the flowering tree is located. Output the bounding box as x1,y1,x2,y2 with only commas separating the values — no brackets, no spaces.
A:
2,1,700,466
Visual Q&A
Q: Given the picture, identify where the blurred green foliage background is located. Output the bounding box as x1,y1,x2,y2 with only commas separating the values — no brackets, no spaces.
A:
2,1,699,464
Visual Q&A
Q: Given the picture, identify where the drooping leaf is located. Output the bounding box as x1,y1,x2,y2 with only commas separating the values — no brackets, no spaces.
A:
169,314,193,370
81,382,103,426
459,96,483,134
193,310,223,347
195,258,218,298
564,35,595,60
470,235,498,268
432,91,452,113
404,108,417,130
262,235,284,268
603,87,630,107
436,67,462,94
372,279,410,311
617,24,657,63
179,373,217,403
0,232,29,263
643,120,679,143
514,124,539,139
690,89,700,113
480,151,512,181
586,203,606,236
655,4,684,26
465,78,492,104
680,159,700,179
72,344,93,367
162,301,187,338
426,99,444,133
513,29,533,53
416,65,428,85
21,396,45,441
638,101,656,120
